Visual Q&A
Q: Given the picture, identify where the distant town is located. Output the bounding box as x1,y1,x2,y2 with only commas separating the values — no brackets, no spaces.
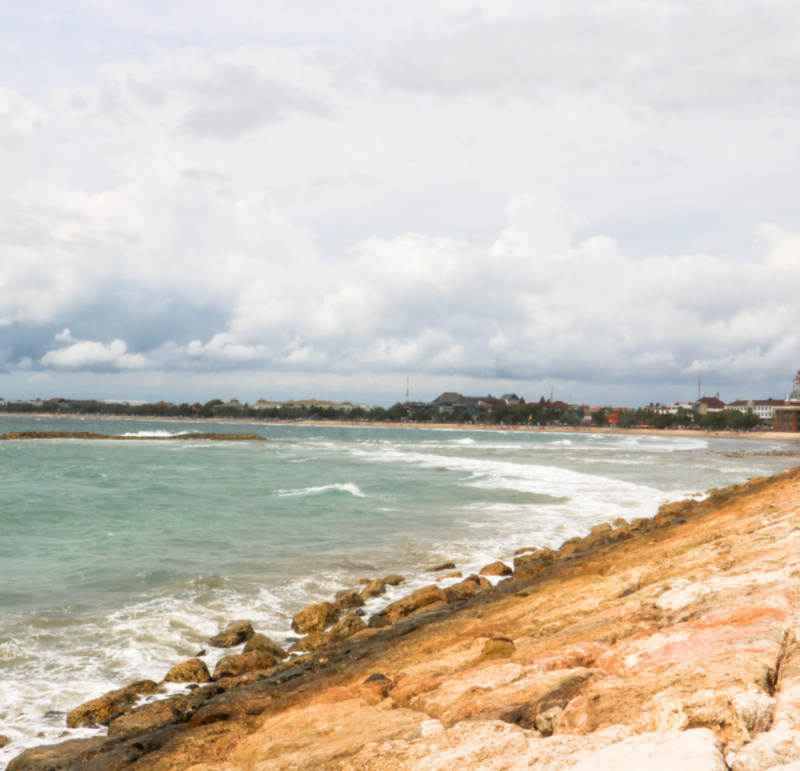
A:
2,369,800,431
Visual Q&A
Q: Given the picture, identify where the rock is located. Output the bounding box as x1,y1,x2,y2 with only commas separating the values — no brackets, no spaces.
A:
732,689,776,739
479,561,513,577
331,613,368,638
242,633,288,659
213,650,281,679
381,585,449,623
383,574,405,585
107,695,191,739
436,571,463,582
445,575,491,603
208,620,255,648
426,562,456,572
731,728,800,771
355,577,372,586
360,578,388,600
570,728,727,770
66,680,161,728
0,735,9,749
162,658,211,684
335,590,367,610
289,631,343,653
292,600,341,634
7,736,108,771
477,636,516,662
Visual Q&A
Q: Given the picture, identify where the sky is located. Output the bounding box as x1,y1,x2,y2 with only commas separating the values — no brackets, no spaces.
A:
1,0,799,407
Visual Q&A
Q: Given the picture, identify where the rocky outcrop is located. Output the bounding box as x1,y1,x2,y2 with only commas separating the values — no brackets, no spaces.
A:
208,620,255,648
292,600,341,634
162,658,211,684
479,561,513,577
213,650,281,679
242,633,287,659
15,466,800,771
65,680,161,728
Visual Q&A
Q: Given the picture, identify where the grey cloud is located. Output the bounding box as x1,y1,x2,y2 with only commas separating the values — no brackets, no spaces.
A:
180,63,327,139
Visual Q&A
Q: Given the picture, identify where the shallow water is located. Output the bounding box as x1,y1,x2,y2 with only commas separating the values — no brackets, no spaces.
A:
0,416,797,766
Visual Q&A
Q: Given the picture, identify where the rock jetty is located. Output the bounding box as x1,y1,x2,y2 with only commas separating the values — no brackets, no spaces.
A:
10,466,800,770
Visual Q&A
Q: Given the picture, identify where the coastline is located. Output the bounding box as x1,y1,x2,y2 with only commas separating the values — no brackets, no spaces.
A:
10,463,800,770
3,410,800,443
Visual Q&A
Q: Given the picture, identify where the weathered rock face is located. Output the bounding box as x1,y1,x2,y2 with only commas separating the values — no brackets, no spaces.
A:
360,578,387,600
208,619,255,648
334,589,366,610
379,584,448,623
445,574,491,602
331,613,368,638
213,650,281,679
66,680,160,728
479,561,513,577
291,600,340,634
383,574,405,586
242,633,287,659
162,657,211,684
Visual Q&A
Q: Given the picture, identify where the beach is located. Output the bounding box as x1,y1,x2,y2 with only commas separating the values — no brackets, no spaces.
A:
3,416,800,769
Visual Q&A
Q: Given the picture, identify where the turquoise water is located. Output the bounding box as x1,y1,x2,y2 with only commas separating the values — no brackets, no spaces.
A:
1,415,798,766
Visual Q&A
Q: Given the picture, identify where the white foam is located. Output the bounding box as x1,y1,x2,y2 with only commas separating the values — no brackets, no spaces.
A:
276,483,366,498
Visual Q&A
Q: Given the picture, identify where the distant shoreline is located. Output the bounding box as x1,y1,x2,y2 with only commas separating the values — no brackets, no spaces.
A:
2,411,800,443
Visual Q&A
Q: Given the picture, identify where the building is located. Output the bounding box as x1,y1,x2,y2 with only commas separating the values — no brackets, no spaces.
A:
693,396,726,415
726,398,784,423
774,371,800,432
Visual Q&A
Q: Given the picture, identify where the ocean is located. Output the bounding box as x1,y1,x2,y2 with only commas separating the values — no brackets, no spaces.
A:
0,415,797,767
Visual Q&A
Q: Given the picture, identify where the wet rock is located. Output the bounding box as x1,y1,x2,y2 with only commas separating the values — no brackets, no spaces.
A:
381,584,449,623
213,650,281,679
479,561,513,577
66,680,161,729
0,735,9,749
437,570,463,582
360,578,387,600
445,575,492,603
355,577,372,586
208,619,255,648
162,657,211,684
7,736,108,771
331,613,368,638
107,694,191,739
335,590,367,610
242,632,288,659
289,631,343,653
292,601,341,634
426,562,456,572
383,574,405,586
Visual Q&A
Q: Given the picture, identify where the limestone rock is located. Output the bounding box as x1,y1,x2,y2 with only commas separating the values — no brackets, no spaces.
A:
66,680,160,728
208,620,255,648
381,584,448,623
213,650,281,679
731,728,800,771
383,574,405,586
162,657,211,684
291,600,340,634
331,613,368,638
427,562,456,572
335,589,366,610
360,578,387,600
477,636,516,662
107,694,191,739
445,575,491,603
289,631,343,653
437,570,463,582
7,737,108,771
570,728,727,770
479,561,513,577
242,632,288,659
0,735,9,749
733,689,776,739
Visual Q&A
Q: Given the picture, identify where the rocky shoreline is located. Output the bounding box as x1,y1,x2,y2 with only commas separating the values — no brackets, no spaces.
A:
0,431,266,441
9,466,800,770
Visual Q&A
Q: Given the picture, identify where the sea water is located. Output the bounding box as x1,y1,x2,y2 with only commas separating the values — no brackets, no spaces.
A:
0,415,798,766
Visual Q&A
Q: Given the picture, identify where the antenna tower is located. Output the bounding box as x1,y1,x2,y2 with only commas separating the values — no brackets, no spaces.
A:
406,376,410,403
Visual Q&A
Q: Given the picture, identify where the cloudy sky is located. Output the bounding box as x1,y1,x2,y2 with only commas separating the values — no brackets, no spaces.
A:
1,0,799,407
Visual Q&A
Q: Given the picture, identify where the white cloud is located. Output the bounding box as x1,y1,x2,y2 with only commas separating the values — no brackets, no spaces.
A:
0,87,47,140
40,330,153,370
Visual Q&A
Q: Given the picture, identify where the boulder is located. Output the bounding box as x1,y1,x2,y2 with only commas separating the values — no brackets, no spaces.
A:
208,620,255,648
436,571,463,582
335,590,366,610
107,695,190,739
292,601,341,634
213,650,281,679
0,735,9,749
66,680,161,728
426,562,456,572
381,585,449,623
478,637,516,662
360,578,387,600
162,658,211,684
289,631,343,653
731,728,800,771
732,689,775,739
445,575,492,603
479,561,513,577
242,633,288,659
383,574,405,586
7,736,108,771
331,613,368,638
